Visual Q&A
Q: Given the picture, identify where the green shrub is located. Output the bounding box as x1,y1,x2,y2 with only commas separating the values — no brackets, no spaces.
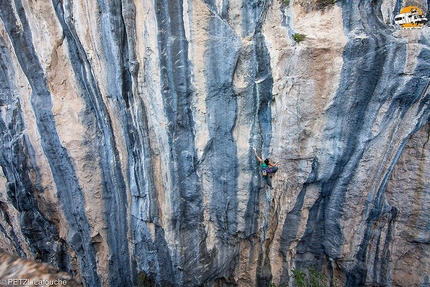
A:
292,33,307,43
291,268,307,287
309,266,326,287
292,266,330,287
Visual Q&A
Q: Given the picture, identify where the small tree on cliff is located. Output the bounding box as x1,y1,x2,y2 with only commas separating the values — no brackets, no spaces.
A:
292,33,307,43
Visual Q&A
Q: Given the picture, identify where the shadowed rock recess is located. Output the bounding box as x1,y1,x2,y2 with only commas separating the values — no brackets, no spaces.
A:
0,0,429,286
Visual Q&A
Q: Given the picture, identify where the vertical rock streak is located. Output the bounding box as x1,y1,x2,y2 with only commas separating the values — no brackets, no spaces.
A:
89,0,135,285
51,0,135,285
154,0,204,284
0,34,34,259
0,0,100,285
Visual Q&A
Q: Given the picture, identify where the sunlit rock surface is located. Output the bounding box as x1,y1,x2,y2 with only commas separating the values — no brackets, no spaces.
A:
0,0,429,286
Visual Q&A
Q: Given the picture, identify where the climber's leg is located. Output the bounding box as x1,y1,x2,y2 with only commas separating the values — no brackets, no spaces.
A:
269,166,278,174
264,175,272,188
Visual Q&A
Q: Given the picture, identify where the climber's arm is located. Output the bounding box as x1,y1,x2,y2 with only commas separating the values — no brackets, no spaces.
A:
253,148,263,163
268,160,277,167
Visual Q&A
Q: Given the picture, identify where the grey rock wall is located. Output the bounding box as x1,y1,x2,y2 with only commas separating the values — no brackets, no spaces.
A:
0,0,429,286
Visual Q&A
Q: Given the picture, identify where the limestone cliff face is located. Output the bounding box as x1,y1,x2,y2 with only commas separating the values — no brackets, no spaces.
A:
0,0,429,286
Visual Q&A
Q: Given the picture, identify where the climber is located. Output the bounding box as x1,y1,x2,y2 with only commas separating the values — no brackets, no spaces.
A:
253,147,278,188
